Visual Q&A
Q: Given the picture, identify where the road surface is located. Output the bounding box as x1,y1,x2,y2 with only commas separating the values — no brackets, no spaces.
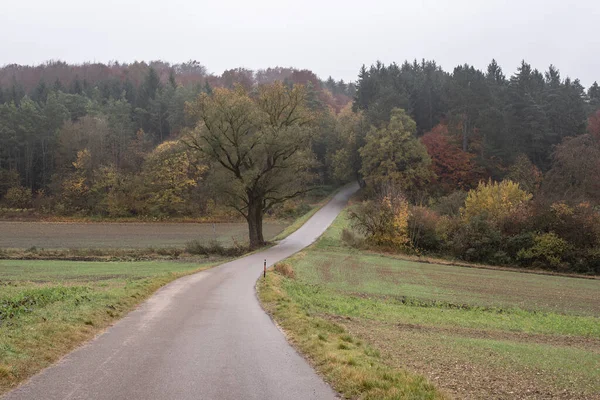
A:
3,184,358,400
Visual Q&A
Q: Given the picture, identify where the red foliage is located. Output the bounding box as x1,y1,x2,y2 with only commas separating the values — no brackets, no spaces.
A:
221,68,254,91
588,109,600,141
421,124,481,191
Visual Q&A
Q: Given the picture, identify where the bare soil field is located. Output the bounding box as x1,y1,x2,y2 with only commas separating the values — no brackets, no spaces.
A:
0,221,287,249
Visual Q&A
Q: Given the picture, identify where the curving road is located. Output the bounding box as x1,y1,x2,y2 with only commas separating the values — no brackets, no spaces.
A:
3,184,358,400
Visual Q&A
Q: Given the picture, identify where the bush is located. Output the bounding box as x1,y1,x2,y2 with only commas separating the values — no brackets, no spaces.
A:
3,186,32,208
408,206,442,252
274,201,312,219
274,262,296,279
0,169,20,198
32,189,52,213
349,188,411,251
185,240,247,257
517,232,572,270
434,190,467,216
155,248,182,258
446,214,504,263
572,249,600,274
505,232,535,263
550,202,600,249
462,179,532,223
341,228,364,248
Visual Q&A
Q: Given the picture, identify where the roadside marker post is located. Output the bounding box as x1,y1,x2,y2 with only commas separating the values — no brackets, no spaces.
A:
264,259,267,278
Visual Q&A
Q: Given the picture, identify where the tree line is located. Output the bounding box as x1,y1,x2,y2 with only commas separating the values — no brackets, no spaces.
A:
1,58,599,264
0,62,353,219
341,60,600,273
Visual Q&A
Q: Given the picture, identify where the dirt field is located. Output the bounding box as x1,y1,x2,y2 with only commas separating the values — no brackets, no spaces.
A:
0,221,287,249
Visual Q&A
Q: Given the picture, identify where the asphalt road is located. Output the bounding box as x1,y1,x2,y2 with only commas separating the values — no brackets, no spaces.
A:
3,184,358,400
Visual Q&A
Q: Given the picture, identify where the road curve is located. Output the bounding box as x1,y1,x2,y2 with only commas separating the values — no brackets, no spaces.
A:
3,184,359,400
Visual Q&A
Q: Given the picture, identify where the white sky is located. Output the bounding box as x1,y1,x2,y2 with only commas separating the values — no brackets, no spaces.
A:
2,0,599,87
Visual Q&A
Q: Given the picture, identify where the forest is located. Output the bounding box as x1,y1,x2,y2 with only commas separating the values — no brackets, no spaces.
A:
1,59,599,271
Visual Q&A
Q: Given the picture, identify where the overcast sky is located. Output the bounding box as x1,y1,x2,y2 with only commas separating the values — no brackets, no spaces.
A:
2,0,599,87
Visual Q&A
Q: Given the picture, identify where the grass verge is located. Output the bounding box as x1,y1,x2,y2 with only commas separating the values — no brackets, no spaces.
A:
0,259,221,395
257,273,445,400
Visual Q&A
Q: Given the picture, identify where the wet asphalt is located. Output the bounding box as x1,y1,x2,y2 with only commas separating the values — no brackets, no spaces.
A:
2,184,358,400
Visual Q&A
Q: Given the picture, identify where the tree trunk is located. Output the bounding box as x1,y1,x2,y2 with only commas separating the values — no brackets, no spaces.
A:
246,198,265,249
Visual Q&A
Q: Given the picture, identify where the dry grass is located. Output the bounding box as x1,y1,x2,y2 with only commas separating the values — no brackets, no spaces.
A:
274,262,296,279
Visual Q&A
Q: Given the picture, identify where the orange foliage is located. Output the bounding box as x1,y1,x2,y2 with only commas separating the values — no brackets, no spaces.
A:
421,124,481,191
588,109,600,141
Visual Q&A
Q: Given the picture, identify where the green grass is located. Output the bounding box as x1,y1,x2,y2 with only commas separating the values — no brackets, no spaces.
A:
257,274,445,400
259,208,600,399
0,259,219,395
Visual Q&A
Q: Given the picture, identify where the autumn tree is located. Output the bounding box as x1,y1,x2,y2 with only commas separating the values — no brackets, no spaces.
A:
420,123,480,192
543,134,600,204
506,154,542,193
349,185,411,250
588,109,600,141
141,141,206,216
185,83,315,248
331,104,368,184
462,179,532,223
359,108,433,196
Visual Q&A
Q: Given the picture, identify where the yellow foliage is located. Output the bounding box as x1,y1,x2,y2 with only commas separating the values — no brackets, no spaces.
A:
377,195,411,248
3,186,32,208
72,149,91,171
462,179,532,222
550,202,574,218
351,191,411,251
142,140,207,215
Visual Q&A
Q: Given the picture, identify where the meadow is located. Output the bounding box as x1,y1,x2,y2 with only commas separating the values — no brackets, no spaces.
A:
258,210,600,399
0,259,221,395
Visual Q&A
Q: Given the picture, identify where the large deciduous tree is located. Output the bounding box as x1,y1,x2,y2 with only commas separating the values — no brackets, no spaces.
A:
185,83,315,248
420,123,480,192
359,108,433,196
331,104,368,184
543,134,600,204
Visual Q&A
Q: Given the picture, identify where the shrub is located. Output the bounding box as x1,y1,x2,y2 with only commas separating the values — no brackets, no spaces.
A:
274,262,296,279
32,189,52,213
341,228,363,248
446,214,504,263
572,249,600,274
274,200,312,219
155,248,182,258
0,169,20,198
551,202,600,249
517,232,571,269
497,202,532,236
505,232,535,264
408,206,442,252
185,240,247,257
3,186,32,208
434,190,467,216
462,179,532,223
349,188,411,251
